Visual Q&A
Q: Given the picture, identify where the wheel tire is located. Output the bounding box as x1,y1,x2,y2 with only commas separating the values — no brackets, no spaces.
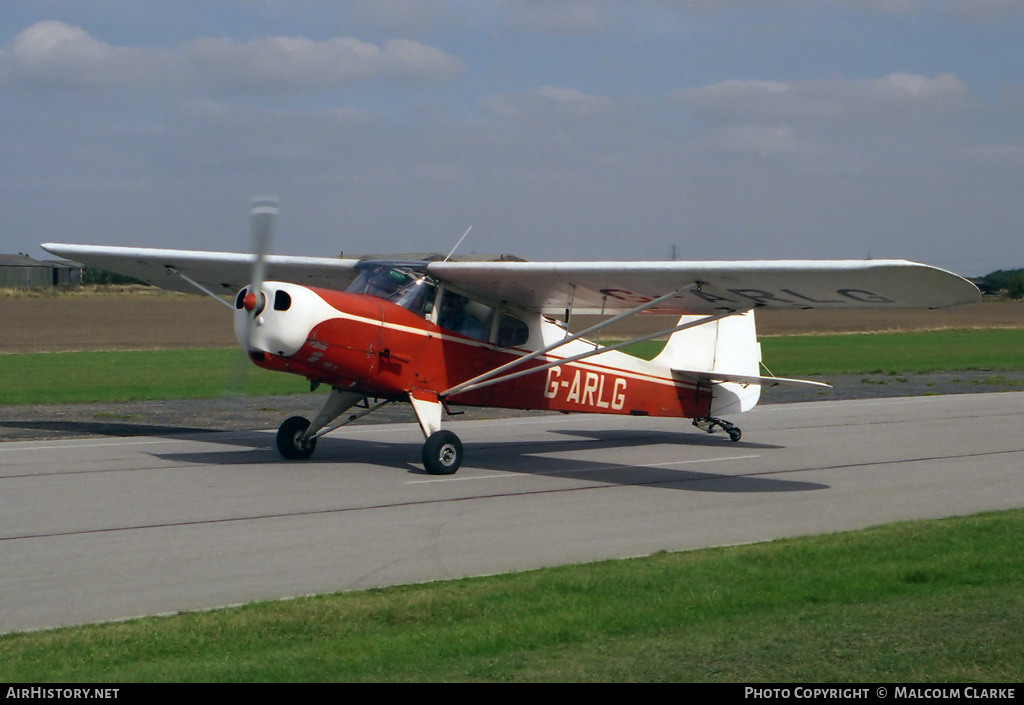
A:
728,427,742,442
422,430,463,475
277,416,317,460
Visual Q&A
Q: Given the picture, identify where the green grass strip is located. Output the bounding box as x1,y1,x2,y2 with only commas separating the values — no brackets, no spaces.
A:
624,329,1024,375
0,349,307,405
761,329,1024,376
1,510,1021,682
1,329,1022,405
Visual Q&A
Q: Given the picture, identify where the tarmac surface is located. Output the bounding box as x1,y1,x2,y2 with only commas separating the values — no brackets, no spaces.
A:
1,370,1022,442
1,390,1022,634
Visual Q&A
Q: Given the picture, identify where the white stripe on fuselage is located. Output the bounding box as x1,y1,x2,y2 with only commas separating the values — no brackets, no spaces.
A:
267,286,702,393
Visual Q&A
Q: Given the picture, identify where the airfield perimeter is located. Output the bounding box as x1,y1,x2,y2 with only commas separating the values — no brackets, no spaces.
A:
1,290,1023,634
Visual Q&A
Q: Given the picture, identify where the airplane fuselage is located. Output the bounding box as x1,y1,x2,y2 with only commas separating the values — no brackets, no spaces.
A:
237,282,714,420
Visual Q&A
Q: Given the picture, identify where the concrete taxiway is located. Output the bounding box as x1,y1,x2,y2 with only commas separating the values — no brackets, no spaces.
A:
1,392,1022,634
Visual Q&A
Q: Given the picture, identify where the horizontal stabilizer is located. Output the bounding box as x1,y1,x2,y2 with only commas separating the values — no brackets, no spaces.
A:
670,369,832,389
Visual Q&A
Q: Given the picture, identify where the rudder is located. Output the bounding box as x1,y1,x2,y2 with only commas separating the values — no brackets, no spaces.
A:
651,310,762,415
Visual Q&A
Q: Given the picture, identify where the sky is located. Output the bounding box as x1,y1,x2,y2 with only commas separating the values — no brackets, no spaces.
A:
2,1,1023,276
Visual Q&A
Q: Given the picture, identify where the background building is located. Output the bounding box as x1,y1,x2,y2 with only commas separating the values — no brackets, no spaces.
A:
0,254,82,289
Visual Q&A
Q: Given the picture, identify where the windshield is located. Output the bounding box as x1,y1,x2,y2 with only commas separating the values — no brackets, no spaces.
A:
346,263,436,316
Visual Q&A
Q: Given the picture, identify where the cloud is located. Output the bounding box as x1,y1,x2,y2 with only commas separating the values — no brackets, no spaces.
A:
0,21,463,92
673,73,970,117
481,85,617,121
183,36,462,91
712,124,798,156
670,73,973,156
0,20,173,89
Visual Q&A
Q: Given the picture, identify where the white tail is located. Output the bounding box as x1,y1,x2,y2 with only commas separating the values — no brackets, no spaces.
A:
652,310,762,415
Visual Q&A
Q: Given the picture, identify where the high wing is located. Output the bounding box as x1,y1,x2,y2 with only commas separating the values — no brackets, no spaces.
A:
426,260,980,314
40,244,362,296
42,244,979,314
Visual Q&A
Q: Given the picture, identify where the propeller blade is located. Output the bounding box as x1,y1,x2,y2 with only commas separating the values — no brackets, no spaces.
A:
249,196,277,292
243,196,278,350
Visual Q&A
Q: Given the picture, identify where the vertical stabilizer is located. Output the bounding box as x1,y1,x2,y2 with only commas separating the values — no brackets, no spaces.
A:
651,310,762,415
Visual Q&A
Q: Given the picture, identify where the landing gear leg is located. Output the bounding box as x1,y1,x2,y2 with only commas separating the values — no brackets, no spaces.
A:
409,393,464,474
692,416,742,442
275,388,365,460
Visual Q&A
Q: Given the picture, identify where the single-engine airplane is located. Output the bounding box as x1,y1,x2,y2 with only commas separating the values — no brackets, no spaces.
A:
42,199,980,474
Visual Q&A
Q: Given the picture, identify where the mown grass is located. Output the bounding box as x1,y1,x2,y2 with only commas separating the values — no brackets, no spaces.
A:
0,349,308,405
1,329,1021,405
625,328,1024,375
760,329,1024,376
1,510,1021,682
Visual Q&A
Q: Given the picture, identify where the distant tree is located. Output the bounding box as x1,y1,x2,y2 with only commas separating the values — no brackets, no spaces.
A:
1008,272,1024,300
978,268,1024,299
80,267,148,286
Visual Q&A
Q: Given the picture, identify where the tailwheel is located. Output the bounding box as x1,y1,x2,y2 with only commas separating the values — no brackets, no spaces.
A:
277,416,317,460
692,417,742,442
422,430,463,475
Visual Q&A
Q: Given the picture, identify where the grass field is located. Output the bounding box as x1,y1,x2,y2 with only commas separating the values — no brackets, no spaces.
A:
0,348,308,405
626,328,1024,374
760,329,1024,376
2,329,1022,405
1,509,1020,682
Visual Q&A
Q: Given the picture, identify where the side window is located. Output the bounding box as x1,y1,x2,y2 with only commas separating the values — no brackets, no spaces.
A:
437,290,492,342
496,313,529,348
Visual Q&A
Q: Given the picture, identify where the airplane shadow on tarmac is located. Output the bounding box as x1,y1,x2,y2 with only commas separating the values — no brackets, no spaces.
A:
150,424,827,495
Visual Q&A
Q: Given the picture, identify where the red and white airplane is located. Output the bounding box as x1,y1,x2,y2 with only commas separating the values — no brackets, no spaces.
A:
42,199,980,474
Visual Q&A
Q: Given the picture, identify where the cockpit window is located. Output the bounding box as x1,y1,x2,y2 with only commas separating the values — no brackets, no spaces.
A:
347,263,436,317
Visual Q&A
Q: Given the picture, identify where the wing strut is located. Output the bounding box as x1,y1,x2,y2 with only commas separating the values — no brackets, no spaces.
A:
441,284,700,399
305,396,394,441
165,267,235,309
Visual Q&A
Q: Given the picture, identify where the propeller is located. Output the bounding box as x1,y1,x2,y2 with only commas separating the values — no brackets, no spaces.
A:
226,196,278,397
241,196,279,352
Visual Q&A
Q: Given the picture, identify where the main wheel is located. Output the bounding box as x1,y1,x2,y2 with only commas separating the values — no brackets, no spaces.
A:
422,430,463,475
277,416,317,460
